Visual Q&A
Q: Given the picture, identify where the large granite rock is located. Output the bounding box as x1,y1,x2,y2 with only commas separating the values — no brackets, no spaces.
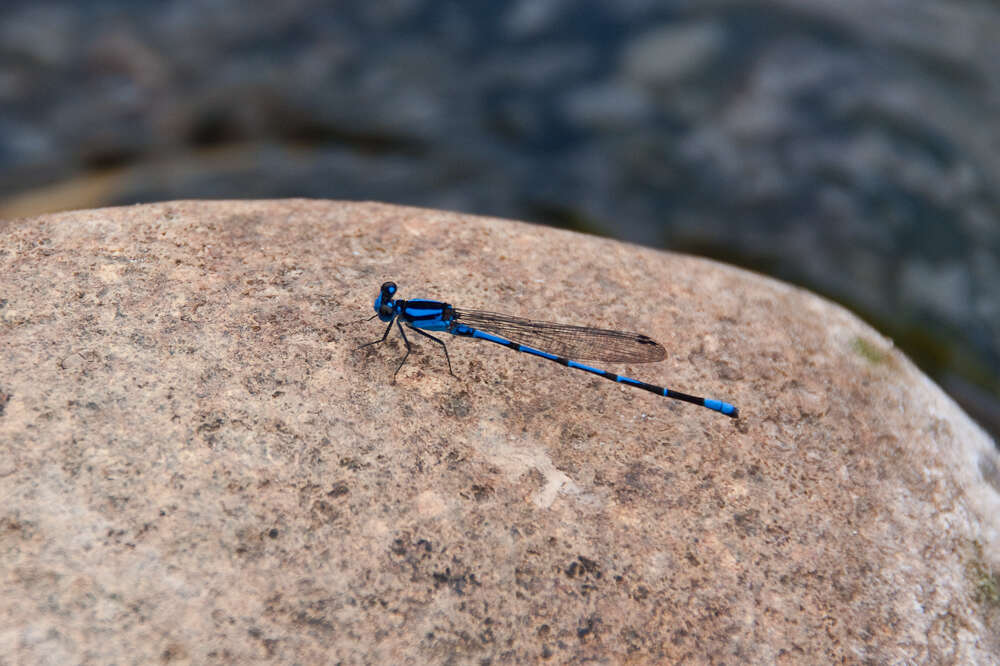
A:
1,200,998,663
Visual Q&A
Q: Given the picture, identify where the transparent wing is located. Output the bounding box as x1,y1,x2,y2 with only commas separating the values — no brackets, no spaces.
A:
453,308,666,363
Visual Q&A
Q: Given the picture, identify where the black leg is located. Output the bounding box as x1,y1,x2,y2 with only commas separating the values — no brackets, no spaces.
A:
356,318,394,350
407,324,458,378
393,319,412,380
346,313,380,326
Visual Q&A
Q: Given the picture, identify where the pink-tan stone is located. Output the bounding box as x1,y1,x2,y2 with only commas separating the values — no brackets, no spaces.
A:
1,200,998,663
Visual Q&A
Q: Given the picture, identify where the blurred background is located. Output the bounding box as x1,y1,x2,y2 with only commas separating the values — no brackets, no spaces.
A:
1,0,998,442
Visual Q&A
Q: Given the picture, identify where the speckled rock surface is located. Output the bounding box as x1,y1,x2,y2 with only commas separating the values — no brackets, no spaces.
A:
1,200,998,663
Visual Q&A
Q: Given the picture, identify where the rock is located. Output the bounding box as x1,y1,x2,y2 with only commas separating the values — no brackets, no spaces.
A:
1,200,998,663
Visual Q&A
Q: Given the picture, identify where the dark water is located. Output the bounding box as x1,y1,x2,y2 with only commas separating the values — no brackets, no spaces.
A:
2,0,998,439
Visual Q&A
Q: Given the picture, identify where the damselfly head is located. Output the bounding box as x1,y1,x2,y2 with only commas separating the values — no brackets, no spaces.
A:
373,281,398,321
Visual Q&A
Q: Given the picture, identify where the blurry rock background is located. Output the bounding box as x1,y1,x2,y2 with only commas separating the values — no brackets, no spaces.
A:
1,0,998,441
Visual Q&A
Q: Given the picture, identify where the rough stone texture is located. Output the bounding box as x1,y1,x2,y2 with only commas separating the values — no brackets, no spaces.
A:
1,199,998,664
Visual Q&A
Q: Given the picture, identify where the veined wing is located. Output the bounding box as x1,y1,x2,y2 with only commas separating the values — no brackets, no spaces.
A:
453,308,666,363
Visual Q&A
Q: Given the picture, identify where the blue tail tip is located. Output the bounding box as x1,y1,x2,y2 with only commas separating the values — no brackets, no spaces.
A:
704,399,739,418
